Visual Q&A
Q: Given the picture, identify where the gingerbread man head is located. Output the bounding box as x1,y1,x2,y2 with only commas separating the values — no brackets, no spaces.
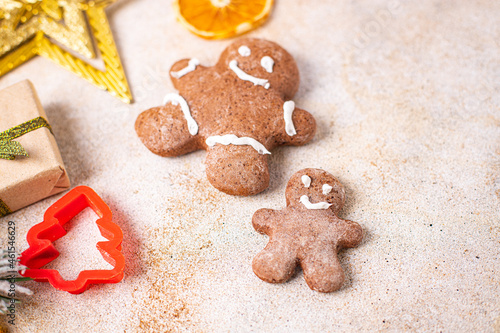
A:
285,168,346,215
135,38,316,195
214,38,300,101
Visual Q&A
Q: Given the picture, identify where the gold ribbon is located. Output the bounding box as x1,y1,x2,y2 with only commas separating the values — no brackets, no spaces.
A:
0,116,52,160
0,116,52,216
0,198,12,217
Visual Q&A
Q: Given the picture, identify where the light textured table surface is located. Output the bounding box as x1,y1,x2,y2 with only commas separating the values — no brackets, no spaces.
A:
1,0,499,332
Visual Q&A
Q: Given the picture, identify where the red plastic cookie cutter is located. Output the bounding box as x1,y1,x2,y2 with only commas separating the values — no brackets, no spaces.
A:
19,186,125,294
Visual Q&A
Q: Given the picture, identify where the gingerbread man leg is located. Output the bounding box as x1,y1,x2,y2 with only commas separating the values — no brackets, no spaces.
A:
135,104,200,157
252,239,298,284
300,246,345,293
204,145,270,196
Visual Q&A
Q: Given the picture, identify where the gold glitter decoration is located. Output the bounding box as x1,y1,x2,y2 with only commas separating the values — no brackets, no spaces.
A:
0,116,52,159
0,0,132,103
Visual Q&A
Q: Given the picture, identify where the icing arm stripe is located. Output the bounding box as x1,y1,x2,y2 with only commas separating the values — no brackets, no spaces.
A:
206,134,271,155
229,60,270,89
300,195,332,210
283,100,297,136
163,93,199,135
171,58,200,79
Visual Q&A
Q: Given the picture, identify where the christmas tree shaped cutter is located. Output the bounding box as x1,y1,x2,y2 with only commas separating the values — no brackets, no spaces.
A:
20,186,124,294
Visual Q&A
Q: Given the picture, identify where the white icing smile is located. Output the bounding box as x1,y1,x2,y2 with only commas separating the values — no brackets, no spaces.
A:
283,100,297,136
206,134,271,155
300,195,332,210
322,184,333,195
301,175,311,187
238,45,251,57
171,58,200,79
260,56,274,73
229,60,270,89
163,93,198,135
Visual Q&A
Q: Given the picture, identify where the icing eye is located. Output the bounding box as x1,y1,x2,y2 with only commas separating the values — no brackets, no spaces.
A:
238,46,251,57
260,56,274,73
301,175,311,188
322,184,333,195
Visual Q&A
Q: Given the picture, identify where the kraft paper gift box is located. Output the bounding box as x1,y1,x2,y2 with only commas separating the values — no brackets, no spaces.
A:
0,80,70,217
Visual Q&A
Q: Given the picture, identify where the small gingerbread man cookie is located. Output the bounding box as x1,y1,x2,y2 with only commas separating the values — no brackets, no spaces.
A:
252,168,363,293
135,38,316,196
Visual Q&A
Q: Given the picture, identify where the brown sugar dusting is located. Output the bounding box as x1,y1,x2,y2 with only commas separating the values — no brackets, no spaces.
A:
130,171,225,331
132,257,204,332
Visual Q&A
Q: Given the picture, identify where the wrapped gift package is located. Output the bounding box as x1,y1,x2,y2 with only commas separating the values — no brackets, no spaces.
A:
0,80,70,217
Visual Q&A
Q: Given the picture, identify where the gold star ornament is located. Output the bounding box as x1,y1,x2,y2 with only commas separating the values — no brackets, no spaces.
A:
0,0,132,103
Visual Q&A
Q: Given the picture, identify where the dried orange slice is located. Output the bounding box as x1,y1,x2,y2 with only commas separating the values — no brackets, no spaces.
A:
174,0,274,40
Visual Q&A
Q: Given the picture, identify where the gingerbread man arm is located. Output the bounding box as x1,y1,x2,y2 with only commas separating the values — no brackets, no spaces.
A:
136,60,207,157
135,104,200,157
170,59,207,91
273,105,316,147
337,219,364,248
252,208,279,235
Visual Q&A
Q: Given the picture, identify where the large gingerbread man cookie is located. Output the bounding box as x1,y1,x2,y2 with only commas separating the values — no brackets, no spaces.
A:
252,168,363,293
135,38,316,196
